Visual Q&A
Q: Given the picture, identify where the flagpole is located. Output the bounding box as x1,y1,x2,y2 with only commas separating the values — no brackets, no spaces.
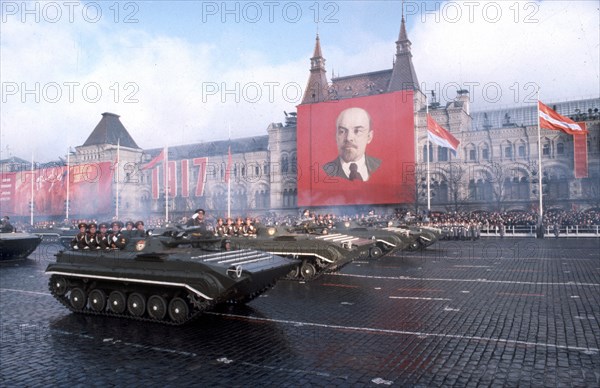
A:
536,93,543,224
116,139,120,220
30,152,34,226
165,145,169,223
426,98,431,212
66,149,70,220
227,125,231,220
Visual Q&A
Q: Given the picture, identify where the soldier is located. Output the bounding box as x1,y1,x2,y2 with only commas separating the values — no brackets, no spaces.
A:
121,221,135,239
109,221,128,249
71,222,88,250
0,216,14,233
225,218,235,236
133,220,146,238
86,223,100,249
233,217,244,236
186,209,208,231
215,218,227,237
242,217,256,237
96,223,111,249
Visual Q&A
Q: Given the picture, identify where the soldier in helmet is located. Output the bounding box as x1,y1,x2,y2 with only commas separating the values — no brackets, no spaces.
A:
86,223,100,249
71,222,88,250
96,222,111,249
109,221,128,249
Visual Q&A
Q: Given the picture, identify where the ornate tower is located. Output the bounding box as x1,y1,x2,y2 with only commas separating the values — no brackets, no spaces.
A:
301,34,329,104
388,16,420,92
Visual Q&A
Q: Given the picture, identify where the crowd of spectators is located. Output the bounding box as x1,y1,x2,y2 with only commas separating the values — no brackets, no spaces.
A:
7,208,600,234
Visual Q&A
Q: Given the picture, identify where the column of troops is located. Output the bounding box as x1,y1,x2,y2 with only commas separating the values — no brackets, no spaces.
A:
70,220,147,250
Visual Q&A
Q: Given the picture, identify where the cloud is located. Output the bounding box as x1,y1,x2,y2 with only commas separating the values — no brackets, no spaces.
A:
1,0,598,162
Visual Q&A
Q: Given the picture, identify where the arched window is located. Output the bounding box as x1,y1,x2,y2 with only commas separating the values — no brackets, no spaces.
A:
556,142,565,155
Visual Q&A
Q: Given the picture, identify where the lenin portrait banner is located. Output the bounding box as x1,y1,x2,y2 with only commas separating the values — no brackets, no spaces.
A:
297,90,415,206
1,162,114,217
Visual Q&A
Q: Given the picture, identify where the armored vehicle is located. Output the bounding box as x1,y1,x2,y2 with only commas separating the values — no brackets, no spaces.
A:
0,231,42,259
333,220,409,256
225,224,379,280
382,223,440,250
167,223,376,281
46,235,298,325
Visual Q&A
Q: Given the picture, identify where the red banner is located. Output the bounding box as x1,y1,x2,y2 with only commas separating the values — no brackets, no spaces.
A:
0,162,113,217
574,122,588,178
297,91,415,206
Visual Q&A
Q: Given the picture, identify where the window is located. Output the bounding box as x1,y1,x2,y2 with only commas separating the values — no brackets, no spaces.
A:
504,146,512,158
543,143,550,156
482,148,489,160
556,142,564,155
422,144,433,162
469,149,476,161
518,144,526,158
438,147,448,162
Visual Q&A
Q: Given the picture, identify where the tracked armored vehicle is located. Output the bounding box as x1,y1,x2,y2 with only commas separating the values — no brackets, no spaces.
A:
383,223,440,250
46,235,298,325
166,222,377,281
225,224,379,280
333,220,408,256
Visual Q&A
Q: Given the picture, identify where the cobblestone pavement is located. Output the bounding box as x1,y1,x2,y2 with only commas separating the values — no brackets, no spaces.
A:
1,238,599,387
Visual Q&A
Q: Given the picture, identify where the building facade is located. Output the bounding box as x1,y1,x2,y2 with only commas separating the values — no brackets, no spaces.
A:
2,17,599,221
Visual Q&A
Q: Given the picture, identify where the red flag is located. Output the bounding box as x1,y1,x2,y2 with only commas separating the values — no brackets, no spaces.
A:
141,148,165,170
224,145,232,183
573,122,588,178
538,101,588,135
427,114,460,153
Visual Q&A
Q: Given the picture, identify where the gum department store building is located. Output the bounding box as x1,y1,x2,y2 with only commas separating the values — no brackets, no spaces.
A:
3,18,599,220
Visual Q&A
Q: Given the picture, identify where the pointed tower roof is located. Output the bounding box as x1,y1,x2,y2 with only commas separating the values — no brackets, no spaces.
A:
82,112,140,148
301,34,330,104
388,16,420,92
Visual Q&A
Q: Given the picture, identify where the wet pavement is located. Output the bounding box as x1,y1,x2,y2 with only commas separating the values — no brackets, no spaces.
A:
1,238,599,387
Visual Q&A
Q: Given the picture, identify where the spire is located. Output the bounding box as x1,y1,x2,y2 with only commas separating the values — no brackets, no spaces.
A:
388,15,419,92
301,34,329,104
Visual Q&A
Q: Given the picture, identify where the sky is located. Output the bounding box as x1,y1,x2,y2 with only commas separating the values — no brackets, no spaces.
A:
1,0,599,162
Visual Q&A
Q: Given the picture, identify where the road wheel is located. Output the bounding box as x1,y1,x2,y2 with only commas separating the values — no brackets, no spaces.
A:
369,246,383,259
147,295,167,320
88,289,106,312
300,262,316,279
127,292,146,317
69,287,86,311
168,297,189,323
51,276,68,296
108,291,126,314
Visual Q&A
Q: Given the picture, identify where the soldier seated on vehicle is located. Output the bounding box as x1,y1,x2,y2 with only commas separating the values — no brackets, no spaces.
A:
225,218,235,236
241,217,257,237
133,220,146,238
233,217,244,236
121,221,135,239
215,218,227,237
96,223,111,250
85,223,100,249
71,222,88,250
108,221,128,249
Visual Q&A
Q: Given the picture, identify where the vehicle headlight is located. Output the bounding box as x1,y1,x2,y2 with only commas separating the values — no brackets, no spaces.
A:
267,227,277,236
